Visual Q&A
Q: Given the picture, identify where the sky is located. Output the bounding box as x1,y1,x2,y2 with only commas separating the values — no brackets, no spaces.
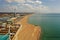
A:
0,0,60,13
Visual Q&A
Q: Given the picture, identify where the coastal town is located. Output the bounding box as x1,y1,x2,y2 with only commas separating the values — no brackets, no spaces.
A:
0,12,40,40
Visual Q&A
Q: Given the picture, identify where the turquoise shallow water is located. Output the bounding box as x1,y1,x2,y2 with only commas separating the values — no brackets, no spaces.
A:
0,34,9,40
28,13,60,40
0,35,4,38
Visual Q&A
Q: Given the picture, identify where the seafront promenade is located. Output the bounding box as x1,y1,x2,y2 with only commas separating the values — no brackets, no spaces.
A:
12,15,41,40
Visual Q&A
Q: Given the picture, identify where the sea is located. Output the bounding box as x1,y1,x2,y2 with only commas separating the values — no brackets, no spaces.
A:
28,13,60,40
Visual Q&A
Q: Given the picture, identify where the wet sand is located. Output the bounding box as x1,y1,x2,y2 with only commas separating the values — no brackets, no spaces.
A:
12,15,41,40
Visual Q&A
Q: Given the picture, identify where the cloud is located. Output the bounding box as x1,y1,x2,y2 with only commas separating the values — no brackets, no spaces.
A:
40,5,51,13
6,0,13,3
13,4,35,12
35,0,42,4
26,0,42,4
0,0,50,13
14,0,25,3
6,0,25,3
0,4,34,12
4,3,50,13
6,0,42,4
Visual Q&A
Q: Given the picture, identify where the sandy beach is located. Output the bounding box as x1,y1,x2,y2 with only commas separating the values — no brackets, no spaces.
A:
12,15,41,40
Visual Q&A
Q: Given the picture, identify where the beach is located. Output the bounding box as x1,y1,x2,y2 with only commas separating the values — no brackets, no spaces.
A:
12,15,41,40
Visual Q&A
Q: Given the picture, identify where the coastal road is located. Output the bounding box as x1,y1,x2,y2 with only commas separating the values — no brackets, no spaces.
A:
12,15,41,40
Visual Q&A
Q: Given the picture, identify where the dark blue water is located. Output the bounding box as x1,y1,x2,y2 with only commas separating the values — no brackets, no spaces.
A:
28,13,60,40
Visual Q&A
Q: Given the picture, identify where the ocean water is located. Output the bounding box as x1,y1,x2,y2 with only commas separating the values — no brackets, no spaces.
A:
28,13,60,40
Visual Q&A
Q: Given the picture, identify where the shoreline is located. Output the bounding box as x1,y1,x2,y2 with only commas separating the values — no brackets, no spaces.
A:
12,15,41,40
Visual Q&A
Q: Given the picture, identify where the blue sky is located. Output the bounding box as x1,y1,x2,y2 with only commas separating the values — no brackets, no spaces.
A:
0,0,60,13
